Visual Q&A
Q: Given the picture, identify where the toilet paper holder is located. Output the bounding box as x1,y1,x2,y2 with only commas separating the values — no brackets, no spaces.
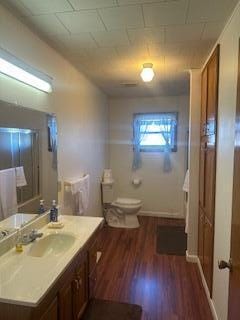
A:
132,178,142,186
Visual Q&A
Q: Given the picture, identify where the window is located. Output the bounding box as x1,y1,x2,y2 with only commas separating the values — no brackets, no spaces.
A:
133,112,178,152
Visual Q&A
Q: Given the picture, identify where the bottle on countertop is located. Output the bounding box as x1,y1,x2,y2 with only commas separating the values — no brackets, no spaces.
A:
15,229,23,253
50,200,58,222
38,199,45,214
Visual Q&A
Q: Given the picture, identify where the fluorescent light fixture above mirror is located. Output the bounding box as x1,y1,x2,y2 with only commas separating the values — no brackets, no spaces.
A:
0,48,52,93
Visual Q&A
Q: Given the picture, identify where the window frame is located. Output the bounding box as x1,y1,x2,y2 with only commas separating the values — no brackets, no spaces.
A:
133,112,178,153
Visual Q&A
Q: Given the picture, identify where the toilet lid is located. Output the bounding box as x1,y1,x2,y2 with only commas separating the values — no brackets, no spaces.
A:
115,197,141,205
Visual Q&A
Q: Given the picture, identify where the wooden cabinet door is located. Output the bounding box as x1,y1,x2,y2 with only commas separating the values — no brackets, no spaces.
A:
40,298,58,320
204,140,216,224
198,45,219,297
89,268,97,299
59,281,73,320
203,217,214,294
206,47,219,137
199,138,206,209
198,208,205,267
201,67,208,137
73,259,88,320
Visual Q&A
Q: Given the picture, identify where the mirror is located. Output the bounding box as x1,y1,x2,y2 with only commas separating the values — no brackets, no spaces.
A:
0,100,58,239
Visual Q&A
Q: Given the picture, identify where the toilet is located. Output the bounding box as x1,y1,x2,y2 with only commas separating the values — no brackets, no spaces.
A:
101,180,142,228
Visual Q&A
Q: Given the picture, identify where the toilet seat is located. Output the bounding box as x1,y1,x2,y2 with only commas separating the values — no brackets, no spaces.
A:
112,197,142,210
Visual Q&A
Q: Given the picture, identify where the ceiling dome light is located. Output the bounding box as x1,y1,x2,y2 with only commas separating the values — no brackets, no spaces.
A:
140,63,154,82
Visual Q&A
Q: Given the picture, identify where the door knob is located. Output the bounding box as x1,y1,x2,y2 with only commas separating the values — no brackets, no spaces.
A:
218,259,233,272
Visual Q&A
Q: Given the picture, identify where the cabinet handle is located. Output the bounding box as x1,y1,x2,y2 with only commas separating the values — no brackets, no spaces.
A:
78,278,82,287
74,279,79,290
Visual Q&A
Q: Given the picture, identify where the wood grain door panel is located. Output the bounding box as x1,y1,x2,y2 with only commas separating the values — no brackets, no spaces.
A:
201,67,208,137
203,217,214,294
198,45,219,297
206,46,219,137
204,147,216,224
73,260,88,320
198,208,205,267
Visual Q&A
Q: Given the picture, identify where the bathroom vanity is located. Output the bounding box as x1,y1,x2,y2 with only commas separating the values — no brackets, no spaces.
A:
0,215,104,320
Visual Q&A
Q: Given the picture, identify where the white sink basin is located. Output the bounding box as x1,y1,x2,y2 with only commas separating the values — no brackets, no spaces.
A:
28,232,76,258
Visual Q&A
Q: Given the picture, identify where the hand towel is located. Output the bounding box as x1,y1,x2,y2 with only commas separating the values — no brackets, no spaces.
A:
182,169,189,192
0,168,18,220
70,174,90,215
15,166,27,187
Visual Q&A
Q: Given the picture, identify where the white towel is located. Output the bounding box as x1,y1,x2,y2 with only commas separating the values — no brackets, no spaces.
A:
70,175,90,215
182,169,189,192
15,166,27,187
0,168,18,220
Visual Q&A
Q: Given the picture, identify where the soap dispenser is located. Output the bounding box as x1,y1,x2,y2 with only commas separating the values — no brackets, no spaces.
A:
38,199,45,214
50,200,58,222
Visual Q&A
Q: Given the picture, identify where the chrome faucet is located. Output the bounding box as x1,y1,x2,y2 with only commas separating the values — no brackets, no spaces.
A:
21,229,43,245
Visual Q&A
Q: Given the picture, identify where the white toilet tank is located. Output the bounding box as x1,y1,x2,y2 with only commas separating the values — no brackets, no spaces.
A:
101,181,114,204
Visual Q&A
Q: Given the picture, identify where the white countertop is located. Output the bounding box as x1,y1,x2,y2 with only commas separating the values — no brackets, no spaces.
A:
0,215,103,307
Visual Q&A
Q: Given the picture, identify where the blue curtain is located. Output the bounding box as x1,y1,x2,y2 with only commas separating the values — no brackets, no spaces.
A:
132,113,176,172
132,118,149,170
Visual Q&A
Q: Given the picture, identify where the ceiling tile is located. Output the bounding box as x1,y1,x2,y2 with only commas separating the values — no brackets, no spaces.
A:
57,10,106,33
187,0,239,23
25,14,69,35
118,0,164,4
201,22,225,40
3,0,33,16
127,27,164,45
91,30,130,47
68,0,117,10
84,47,119,61
143,0,189,27
19,0,73,14
98,5,144,30
165,23,204,43
55,33,98,52
116,45,149,60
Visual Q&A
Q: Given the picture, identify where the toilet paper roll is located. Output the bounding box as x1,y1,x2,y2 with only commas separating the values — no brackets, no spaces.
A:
132,178,141,186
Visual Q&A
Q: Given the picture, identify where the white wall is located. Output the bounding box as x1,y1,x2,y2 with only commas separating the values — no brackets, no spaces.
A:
109,95,189,218
212,2,240,319
0,5,109,217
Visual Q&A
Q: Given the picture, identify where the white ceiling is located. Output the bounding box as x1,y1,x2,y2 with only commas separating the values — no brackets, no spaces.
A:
1,0,239,97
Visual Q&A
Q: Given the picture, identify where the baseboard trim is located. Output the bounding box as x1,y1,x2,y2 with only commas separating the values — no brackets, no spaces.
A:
138,210,184,219
186,250,198,263
186,252,218,320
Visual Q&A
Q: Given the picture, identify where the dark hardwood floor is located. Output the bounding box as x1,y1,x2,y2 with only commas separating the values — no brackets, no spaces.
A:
95,216,213,320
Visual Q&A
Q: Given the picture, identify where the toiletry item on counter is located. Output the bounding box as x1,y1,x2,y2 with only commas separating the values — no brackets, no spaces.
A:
38,199,45,214
15,229,23,253
50,200,58,222
48,221,64,229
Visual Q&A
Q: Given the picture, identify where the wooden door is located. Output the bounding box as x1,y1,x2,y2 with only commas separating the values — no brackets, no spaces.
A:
228,40,240,320
198,45,219,296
